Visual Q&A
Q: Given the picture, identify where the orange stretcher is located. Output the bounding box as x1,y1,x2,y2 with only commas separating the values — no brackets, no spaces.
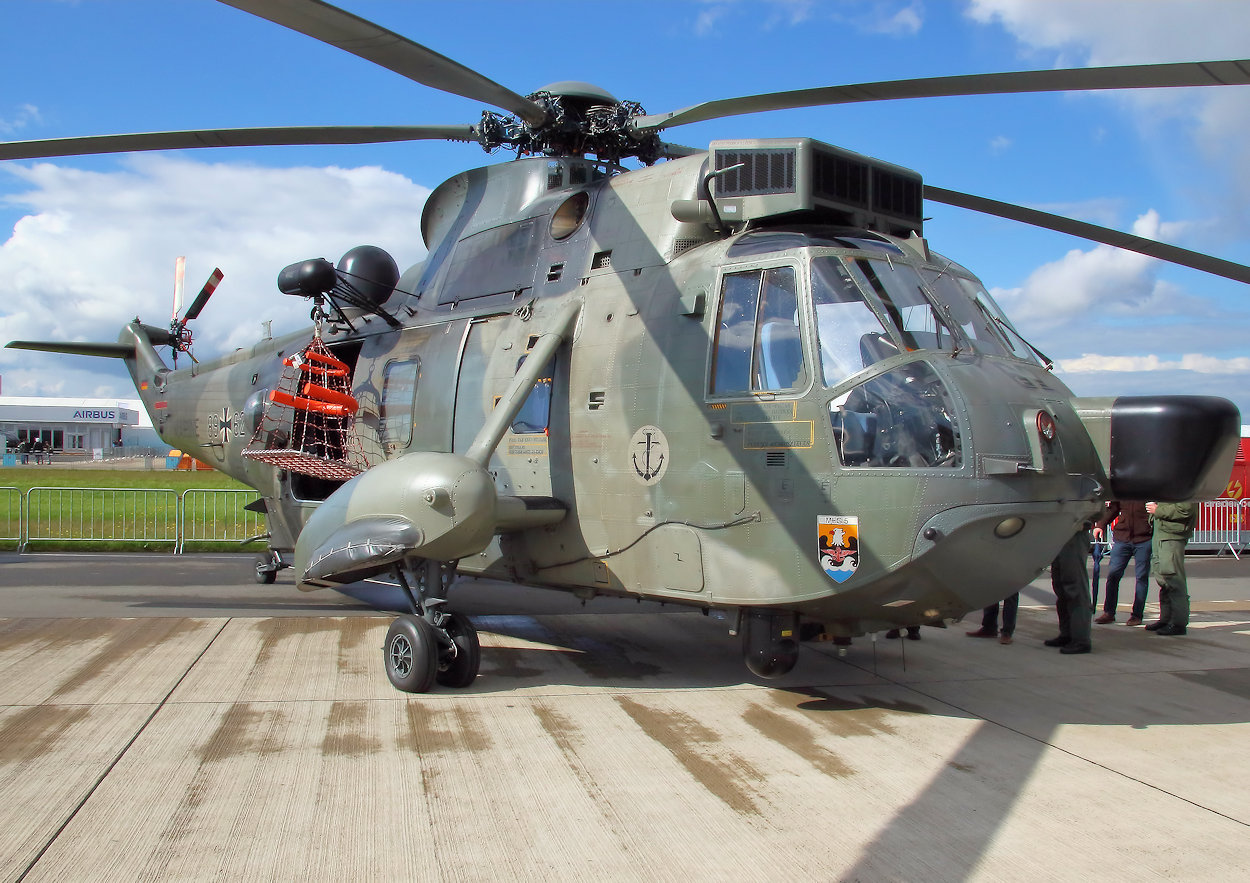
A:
268,386,358,418
282,348,350,378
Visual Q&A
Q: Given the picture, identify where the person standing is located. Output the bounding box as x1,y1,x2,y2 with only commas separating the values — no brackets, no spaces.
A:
966,593,1019,644
1145,500,1197,636
1044,528,1093,654
1093,500,1153,626
1090,529,1106,609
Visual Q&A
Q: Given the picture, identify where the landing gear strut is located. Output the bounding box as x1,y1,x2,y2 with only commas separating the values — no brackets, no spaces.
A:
382,559,481,693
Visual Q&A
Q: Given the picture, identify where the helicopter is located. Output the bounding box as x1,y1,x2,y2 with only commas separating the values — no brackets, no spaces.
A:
4,0,1244,692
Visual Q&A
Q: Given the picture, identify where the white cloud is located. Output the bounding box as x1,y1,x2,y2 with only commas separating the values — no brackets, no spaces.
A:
964,0,1250,64
858,2,923,36
992,209,1191,325
955,0,1250,419
1058,353,1250,375
1030,197,1122,227
0,104,40,135
963,0,1250,220
694,0,919,36
693,0,814,35
0,156,429,396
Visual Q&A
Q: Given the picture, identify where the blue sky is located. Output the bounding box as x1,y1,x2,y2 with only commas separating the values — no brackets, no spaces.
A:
1,0,1248,420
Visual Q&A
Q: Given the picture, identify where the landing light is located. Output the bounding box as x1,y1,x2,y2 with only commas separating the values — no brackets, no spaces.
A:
994,517,1026,539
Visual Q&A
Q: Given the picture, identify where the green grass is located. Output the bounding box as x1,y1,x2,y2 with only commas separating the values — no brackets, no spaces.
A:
0,465,265,553
0,466,251,494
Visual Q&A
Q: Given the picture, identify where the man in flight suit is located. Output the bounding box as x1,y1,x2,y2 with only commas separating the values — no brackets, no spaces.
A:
1144,501,1197,636
1044,527,1093,654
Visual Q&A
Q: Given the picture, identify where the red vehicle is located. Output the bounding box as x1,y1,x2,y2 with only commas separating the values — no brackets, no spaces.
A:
1218,430,1250,502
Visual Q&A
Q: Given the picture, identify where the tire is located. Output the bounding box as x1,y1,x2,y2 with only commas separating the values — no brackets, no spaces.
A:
254,554,277,584
435,612,481,689
383,615,438,693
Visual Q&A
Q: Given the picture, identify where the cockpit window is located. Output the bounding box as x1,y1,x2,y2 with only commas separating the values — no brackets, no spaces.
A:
920,268,1011,357
849,258,959,354
710,266,807,395
830,362,962,468
811,256,896,387
955,276,1043,364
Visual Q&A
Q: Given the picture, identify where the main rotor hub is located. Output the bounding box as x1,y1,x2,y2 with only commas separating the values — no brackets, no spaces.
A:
477,81,663,165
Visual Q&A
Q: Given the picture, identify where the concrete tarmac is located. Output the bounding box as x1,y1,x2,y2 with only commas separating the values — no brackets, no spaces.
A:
1,554,1248,881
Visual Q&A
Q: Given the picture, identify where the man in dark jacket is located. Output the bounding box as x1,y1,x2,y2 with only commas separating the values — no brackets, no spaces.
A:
1145,501,1198,636
1092,500,1153,626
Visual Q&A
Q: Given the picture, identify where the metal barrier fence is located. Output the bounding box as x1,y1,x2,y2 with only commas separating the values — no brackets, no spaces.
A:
15,486,266,553
23,487,180,549
176,488,267,553
0,487,21,546
4,485,1245,557
1191,498,1249,558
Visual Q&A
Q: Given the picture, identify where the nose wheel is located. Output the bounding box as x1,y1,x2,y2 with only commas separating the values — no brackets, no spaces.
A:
384,615,439,693
382,561,481,693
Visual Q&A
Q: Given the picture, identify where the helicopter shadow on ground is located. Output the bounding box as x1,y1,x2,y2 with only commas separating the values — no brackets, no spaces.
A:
345,575,1250,730
461,607,1250,877
786,613,1250,878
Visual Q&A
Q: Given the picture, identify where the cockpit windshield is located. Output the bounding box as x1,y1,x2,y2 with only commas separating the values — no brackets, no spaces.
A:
813,251,1042,387
919,267,1012,357
952,275,1043,364
848,258,960,354
811,257,896,387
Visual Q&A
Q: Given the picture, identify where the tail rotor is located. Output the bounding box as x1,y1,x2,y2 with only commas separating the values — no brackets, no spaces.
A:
168,256,223,365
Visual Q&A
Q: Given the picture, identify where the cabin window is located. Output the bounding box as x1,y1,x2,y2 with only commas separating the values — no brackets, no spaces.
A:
511,355,556,434
710,266,806,395
380,358,419,448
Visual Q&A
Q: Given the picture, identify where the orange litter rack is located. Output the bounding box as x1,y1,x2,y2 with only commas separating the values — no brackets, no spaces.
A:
242,336,366,480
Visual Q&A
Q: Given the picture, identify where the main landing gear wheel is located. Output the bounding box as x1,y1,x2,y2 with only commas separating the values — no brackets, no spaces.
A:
254,553,277,584
435,611,481,689
384,615,439,693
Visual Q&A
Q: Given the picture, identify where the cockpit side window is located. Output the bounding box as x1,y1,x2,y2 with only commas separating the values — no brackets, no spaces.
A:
811,257,896,387
710,266,806,395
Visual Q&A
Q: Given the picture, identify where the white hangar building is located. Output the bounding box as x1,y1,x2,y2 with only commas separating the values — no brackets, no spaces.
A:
0,396,161,455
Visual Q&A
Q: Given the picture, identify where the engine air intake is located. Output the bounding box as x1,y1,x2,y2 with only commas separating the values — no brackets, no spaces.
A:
711,138,923,237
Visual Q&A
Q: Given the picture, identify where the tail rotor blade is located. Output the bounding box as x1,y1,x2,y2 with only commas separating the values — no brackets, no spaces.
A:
172,256,186,321
184,268,224,321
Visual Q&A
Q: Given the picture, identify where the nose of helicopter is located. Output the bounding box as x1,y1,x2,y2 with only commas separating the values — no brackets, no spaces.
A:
908,498,1097,614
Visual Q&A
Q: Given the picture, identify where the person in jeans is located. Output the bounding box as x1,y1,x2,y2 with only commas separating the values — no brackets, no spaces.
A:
1092,500,1152,626
966,594,1019,644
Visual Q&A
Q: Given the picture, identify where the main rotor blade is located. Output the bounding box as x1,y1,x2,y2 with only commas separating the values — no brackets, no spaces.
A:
632,59,1250,132
0,125,477,161
217,0,549,128
925,185,1250,286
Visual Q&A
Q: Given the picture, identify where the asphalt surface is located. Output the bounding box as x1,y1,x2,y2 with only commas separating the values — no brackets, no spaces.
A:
1,552,1248,881
0,549,1243,617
